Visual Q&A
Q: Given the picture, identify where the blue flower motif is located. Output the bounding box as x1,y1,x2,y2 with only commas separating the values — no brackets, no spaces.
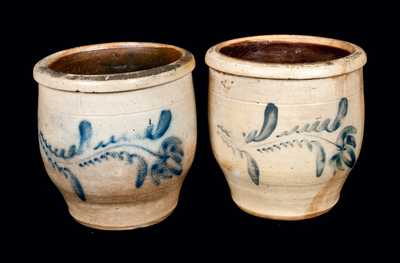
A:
329,126,357,173
150,136,184,185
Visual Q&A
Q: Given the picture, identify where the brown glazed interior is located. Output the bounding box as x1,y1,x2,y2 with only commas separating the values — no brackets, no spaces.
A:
219,41,351,64
49,46,182,75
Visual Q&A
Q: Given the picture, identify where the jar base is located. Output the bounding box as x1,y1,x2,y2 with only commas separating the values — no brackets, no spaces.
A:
66,189,180,230
231,194,339,221
70,208,174,230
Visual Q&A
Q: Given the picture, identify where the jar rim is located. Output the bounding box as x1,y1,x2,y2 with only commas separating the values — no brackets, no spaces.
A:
33,42,195,93
205,35,367,79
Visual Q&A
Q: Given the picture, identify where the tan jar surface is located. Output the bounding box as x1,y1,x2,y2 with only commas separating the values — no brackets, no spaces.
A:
206,35,366,220
34,42,197,230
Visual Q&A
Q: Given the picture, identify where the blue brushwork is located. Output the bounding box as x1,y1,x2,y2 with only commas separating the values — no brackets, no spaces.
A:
64,169,86,201
329,125,357,174
93,135,128,150
92,110,172,150
245,103,278,143
92,109,172,150
79,136,184,188
276,125,300,137
243,151,260,185
133,154,148,188
219,102,277,184
217,96,357,185
217,125,260,185
277,97,349,138
217,124,231,137
38,137,86,201
257,139,305,153
145,110,172,140
256,138,327,177
150,136,184,184
327,97,348,132
39,109,183,201
39,120,92,160
306,140,326,177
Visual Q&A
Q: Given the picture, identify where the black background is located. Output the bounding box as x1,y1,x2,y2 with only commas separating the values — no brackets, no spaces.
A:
6,2,396,256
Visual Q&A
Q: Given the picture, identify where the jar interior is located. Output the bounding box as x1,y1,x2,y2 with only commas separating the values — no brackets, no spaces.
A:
219,41,351,64
49,46,182,75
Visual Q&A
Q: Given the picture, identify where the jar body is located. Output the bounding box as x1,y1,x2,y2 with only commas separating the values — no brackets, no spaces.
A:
38,74,197,229
209,69,364,219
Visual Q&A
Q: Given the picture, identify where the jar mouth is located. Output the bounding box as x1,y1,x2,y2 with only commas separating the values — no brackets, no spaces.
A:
49,46,183,75
205,35,367,79
34,42,195,93
219,41,351,64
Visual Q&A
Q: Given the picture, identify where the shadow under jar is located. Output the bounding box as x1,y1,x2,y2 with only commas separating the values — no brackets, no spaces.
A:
206,35,366,220
34,42,197,230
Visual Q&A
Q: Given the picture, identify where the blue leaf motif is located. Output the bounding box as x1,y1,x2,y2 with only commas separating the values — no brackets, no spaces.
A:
244,151,260,185
329,125,358,173
309,141,326,177
345,135,357,148
245,103,278,143
330,153,344,174
336,126,357,146
149,136,184,185
67,172,86,201
131,154,148,188
78,120,92,151
329,153,340,165
342,146,356,168
150,161,166,185
145,110,172,140
327,98,348,132
161,136,182,153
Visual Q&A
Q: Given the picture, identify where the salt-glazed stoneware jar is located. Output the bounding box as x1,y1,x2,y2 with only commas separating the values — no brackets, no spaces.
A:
206,35,366,220
33,42,196,230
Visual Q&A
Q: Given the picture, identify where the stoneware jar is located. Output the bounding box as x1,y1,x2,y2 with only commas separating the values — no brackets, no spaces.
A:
33,42,197,230
206,35,366,220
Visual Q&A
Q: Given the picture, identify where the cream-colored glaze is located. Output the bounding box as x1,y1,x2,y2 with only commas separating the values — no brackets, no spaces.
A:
206,35,366,220
34,42,196,230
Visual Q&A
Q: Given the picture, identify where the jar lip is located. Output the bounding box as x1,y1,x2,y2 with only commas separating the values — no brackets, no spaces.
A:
205,35,367,79
33,42,195,93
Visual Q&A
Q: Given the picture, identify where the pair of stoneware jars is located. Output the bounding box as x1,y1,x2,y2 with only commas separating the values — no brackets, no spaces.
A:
33,35,367,230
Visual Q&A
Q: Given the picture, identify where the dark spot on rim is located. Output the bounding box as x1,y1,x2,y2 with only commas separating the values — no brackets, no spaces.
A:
220,41,351,64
